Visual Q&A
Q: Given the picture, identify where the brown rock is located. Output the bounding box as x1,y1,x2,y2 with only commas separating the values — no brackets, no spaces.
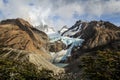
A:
49,40,66,52
0,18,51,60
80,21,120,50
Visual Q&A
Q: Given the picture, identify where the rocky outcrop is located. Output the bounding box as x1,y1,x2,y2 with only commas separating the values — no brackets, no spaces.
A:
49,40,66,52
0,18,51,60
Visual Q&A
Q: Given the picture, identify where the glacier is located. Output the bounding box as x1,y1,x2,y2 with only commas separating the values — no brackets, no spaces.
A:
49,36,84,63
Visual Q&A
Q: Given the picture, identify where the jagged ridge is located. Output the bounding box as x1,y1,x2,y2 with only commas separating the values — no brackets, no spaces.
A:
62,20,120,50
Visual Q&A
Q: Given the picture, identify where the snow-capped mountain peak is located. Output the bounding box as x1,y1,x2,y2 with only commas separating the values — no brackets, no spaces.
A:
61,20,89,38
35,24,55,34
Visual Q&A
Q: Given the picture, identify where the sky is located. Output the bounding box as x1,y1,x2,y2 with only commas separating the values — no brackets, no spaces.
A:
0,0,120,30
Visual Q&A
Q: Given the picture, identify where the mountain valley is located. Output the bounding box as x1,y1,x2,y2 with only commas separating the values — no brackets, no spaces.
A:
0,18,120,80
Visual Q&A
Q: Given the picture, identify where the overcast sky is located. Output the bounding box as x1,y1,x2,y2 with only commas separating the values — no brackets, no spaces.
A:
0,0,120,30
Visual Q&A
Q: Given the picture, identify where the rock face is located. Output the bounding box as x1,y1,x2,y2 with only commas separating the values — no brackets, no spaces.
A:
80,21,120,50
49,40,66,52
62,20,120,51
0,18,51,60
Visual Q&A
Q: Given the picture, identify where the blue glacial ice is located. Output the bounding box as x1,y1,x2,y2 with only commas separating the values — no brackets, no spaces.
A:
50,36,84,63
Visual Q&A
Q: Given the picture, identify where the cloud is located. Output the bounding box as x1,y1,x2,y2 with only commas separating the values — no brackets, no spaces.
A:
50,0,120,27
0,0,120,30
29,6,51,25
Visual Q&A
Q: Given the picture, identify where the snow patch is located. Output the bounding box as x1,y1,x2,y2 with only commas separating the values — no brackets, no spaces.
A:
62,22,82,37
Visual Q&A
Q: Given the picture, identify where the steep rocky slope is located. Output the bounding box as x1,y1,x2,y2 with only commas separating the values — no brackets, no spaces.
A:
80,21,120,50
0,18,64,74
62,20,120,51
0,18,51,60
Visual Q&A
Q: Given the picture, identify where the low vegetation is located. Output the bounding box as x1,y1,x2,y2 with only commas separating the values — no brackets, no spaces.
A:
0,58,54,80
79,50,120,80
0,50,120,80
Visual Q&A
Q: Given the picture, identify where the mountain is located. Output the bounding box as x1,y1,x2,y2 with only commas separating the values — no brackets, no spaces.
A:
0,18,64,74
0,18,119,79
59,25,68,34
63,20,120,79
36,24,55,34
81,21,120,50
0,18,51,60
35,24,61,39
62,20,120,50
61,20,120,63
61,20,83,37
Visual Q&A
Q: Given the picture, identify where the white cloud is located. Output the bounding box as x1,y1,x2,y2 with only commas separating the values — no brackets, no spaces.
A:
53,2,84,19
103,0,120,14
0,0,120,29
0,0,51,25
0,0,4,9
29,6,51,25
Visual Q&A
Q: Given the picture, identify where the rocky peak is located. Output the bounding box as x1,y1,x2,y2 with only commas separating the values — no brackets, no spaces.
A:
80,21,120,40
61,20,88,37
62,20,120,51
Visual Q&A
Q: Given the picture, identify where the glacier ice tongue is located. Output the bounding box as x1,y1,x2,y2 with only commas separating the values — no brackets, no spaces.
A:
50,36,84,63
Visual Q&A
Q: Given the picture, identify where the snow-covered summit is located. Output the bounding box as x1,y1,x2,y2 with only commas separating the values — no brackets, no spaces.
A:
61,20,88,38
35,24,55,34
